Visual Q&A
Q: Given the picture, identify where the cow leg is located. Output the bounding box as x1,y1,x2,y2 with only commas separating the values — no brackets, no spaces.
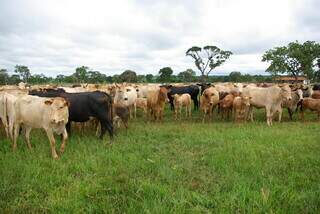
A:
24,126,32,150
13,123,20,151
288,108,293,120
45,129,58,159
66,122,71,136
300,110,305,121
100,120,113,142
134,103,137,118
278,108,283,122
266,106,272,126
60,128,68,154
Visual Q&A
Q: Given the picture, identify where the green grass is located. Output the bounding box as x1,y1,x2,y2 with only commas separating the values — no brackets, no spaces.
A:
0,108,320,213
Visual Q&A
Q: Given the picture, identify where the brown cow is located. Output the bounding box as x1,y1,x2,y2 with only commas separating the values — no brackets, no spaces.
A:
200,87,219,123
220,94,235,120
300,98,320,121
147,86,169,122
311,90,320,99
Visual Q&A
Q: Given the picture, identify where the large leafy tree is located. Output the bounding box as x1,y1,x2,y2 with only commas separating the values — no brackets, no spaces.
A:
14,65,31,83
0,68,9,85
146,74,154,83
262,41,320,81
158,67,173,82
178,68,196,82
186,45,232,83
119,70,137,83
229,71,242,82
74,66,89,83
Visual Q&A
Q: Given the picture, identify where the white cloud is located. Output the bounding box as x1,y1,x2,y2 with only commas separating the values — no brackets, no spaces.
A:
0,0,319,77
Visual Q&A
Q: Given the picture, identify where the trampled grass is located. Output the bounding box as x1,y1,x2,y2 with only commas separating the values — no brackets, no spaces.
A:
0,108,319,213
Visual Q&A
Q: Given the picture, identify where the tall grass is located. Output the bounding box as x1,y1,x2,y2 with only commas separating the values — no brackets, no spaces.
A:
0,108,319,213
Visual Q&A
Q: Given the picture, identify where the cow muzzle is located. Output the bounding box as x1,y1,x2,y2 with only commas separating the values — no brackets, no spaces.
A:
209,102,213,106
124,98,128,101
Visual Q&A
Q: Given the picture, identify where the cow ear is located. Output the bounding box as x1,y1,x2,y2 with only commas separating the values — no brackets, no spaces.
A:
44,99,53,105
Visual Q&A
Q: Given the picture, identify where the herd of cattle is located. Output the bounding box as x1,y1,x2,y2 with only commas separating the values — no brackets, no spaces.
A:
1,82,320,159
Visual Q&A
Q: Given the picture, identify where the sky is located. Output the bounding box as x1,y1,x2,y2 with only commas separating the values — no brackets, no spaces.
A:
0,0,319,77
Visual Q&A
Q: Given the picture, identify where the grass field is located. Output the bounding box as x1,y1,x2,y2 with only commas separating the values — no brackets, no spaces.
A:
0,108,319,213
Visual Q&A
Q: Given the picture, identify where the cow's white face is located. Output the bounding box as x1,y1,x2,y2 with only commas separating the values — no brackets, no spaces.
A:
280,85,292,101
45,98,69,125
296,89,303,101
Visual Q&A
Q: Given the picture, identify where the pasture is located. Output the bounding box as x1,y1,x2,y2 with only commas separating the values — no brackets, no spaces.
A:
0,108,319,213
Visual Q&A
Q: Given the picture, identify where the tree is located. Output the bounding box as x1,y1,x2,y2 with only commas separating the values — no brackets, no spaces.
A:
14,65,31,83
146,74,154,82
0,69,9,85
262,41,320,81
119,70,137,82
229,71,242,82
74,66,89,83
178,68,196,82
186,46,232,83
87,71,107,83
8,74,21,84
158,67,173,82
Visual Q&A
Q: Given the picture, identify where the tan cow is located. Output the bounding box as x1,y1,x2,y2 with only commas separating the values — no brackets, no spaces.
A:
173,93,192,120
0,92,9,137
13,95,69,159
233,96,251,122
147,86,169,122
300,98,320,121
136,97,148,116
200,87,219,123
311,90,320,99
219,94,235,120
242,85,292,126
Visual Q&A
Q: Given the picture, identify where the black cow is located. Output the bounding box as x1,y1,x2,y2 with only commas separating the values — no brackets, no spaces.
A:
29,89,113,141
164,85,200,110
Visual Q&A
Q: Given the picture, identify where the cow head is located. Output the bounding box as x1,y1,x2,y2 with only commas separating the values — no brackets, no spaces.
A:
241,96,252,106
45,97,69,126
279,84,292,101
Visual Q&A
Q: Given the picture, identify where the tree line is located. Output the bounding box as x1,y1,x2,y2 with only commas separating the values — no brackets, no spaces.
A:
1,40,319,85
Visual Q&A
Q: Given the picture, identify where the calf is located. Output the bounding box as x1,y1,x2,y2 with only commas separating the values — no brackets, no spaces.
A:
233,96,251,122
173,93,192,120
200,87,219,123
136,97,148,116
13,95,69,159
299,98,320,121
29,89,113,141
165,85,199,110
220,94,235,120
147,86,169,122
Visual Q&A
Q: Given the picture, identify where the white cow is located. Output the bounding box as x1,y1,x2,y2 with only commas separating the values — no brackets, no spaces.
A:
13,95,69,159
242,85,292,126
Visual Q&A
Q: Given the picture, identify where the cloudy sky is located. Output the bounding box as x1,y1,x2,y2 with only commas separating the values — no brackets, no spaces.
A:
0,0,319,77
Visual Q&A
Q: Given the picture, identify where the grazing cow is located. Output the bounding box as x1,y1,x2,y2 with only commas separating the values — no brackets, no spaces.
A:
281,89,303,120
200,87,219,123
242,85,292,126
147,86,169,122
311,90,320,99
220,94,235,120
299,98,320,121
165,85,199,110
29,89,114,141
13,95,69,159
136,98,148,116
173,94,192,120
233,96,251,122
